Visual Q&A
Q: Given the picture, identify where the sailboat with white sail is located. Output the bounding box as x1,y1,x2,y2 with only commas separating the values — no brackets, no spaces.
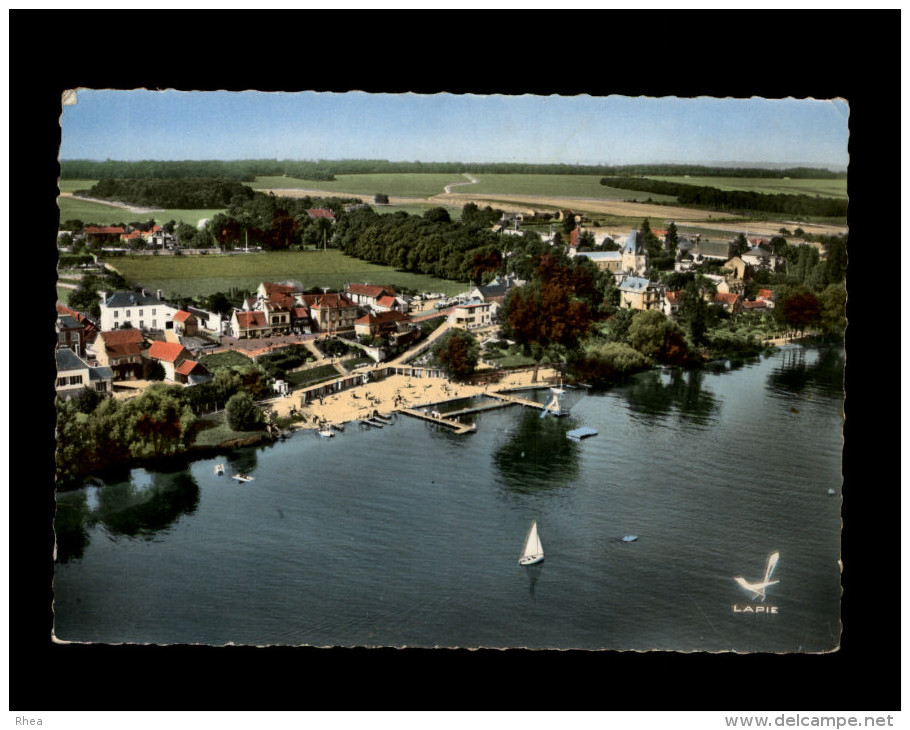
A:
518,520,544,566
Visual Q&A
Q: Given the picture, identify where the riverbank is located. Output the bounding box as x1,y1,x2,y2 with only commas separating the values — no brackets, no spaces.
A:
262,368,561,431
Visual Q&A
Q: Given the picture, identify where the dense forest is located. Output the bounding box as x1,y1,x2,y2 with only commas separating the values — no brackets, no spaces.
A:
335,204,507,282
60,159,845,181
82,177,256,209
600,176,848,218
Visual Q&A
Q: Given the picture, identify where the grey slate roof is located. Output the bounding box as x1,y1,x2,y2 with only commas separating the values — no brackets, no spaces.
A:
89,366,114,381
56,347,87,371
618,276,654,291
105,290,164,307
57,314,81,328
621,230,641,254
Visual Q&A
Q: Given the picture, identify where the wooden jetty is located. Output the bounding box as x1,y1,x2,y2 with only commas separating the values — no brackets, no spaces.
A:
397,407,476,434
488,392,552,411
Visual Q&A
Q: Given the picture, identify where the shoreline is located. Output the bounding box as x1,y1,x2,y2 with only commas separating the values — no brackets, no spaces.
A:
263,369,562,433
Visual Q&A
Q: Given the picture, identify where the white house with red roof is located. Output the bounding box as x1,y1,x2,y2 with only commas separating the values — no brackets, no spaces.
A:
231,310,271,339
302,292,358,333
147,340,211,384
345,283,391,308
172,310,199,337
94,328,147,381
354,310,411,339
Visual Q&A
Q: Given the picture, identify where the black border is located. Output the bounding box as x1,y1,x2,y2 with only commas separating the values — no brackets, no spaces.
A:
14,10,894,712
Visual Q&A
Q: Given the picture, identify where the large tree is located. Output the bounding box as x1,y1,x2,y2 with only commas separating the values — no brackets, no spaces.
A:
433,329,480,381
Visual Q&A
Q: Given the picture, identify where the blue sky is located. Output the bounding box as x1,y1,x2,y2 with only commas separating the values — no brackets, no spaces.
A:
59,89,850,169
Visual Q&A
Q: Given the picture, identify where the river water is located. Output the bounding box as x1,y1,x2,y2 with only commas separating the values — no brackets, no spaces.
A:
53,345,844,653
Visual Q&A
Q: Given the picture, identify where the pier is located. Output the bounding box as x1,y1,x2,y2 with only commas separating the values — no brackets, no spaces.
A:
397,407,477,434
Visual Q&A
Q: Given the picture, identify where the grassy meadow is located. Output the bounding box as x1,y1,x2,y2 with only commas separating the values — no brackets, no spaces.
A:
102,249,467,299
248,173,471,198
644,176,848,199
450,174,678,203
58,195,222,228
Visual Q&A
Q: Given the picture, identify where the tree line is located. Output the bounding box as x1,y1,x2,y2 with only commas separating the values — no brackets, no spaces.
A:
598,164,844,179
61,159,846,181
61,159,336,181
600,176,848,218
81,178,257,209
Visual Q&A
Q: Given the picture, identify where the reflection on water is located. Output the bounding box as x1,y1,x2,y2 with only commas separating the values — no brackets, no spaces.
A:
55,470,200,562
493,408,579,493
621,368,719,427
767,346,846,399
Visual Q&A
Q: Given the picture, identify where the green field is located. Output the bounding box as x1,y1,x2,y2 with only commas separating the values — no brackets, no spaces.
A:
58,179,98,193
644,176,848,199
248,173,471,198
450,174,678,203
57,195,223,227
102,249,467,299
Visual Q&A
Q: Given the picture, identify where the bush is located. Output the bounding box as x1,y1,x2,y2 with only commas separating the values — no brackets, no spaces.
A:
225,392,264,431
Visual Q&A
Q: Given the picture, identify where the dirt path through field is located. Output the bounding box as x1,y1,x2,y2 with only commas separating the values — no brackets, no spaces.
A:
263,186,847,236
61,193,165,215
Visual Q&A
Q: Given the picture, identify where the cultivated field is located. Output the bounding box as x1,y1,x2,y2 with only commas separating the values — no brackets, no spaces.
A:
101,249,466,299
644,175,848,199
57,171,849,240
249,173,471,198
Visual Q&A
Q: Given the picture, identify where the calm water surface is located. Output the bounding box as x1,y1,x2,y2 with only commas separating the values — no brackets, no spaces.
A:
53,345,844,652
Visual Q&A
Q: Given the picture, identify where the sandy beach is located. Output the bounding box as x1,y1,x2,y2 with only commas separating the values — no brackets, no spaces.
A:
263,367,560,430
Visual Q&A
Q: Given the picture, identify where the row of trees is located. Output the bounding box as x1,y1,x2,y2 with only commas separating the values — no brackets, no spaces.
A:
600,176,848,218
60,159,845,182
598,165,844,179
60,159,335,182
81,178,256,209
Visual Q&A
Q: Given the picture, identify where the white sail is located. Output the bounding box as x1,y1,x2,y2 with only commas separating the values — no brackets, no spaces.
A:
519,520,544,565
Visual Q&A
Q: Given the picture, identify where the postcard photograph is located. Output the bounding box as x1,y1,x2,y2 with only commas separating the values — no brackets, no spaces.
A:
52,89,848,654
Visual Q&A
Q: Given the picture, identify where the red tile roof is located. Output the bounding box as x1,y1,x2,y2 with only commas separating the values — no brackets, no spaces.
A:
757,288,775,300
711,292,740,306
173,310,194,323
376,295,398,308
347,283,388,298
743,300,768,309
307,208,336,220
235,311,268,328
84,226,126,235
148,340,188,363
99,328,145,357
57,304,98,339
175,359,203,376
307,293,355,309
263,282,299,308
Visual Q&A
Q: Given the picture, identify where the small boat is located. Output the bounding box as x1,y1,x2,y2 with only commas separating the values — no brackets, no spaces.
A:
318,429,335,438
622,535,639,543
232,473,255,482
373,414,394,425
214,464,224,475
519,520,544,566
